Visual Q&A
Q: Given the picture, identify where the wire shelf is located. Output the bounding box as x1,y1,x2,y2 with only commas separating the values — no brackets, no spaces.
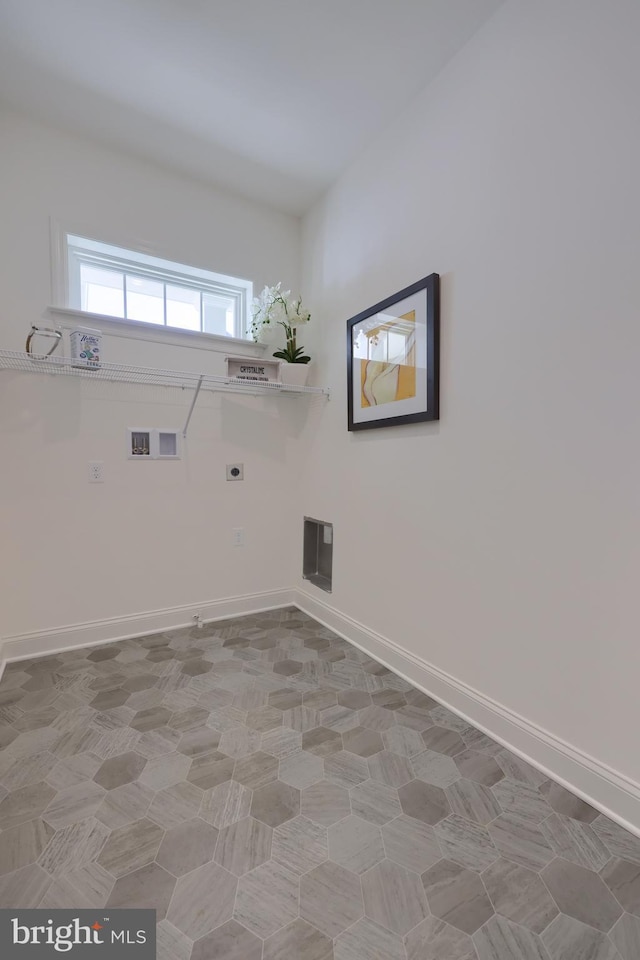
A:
0,350,329,398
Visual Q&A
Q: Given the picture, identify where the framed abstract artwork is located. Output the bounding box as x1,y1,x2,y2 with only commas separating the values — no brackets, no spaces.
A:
347,273,440,431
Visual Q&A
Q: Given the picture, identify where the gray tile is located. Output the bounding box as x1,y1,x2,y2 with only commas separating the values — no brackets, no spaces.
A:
251,779,300,827
42,780,106,828
2,750,59,789
0,818,55,875
496,752,547,788
274,660,303,677
395,705,435,732
177,727,222,759
462,730,503,757
422,858,494,934
199,779,252,828
454,749,504,787
593,816,640,865
368,750,414,787
167,860,237,939
261,726,302,759
93,727,142,761
541,858,623,932
601,858,640,915
359,706,397,732
187,752,236,789
318,708,364,737
482,857,558,933
282,706,319,732
343,726,384,758
263,918,334,960
157,817,219,876
38,816,110,876
324,751,369,789
398,779,450,825
382,725,426,758
610,913,640,960
488,813,555,871
96,818,164,878
422,726,466,757
272,815,328,875
542,914,619,960
362,858,428,934
350,779,402,825
300,861,364,938
405,916,477,960
107,862,176,918
338,690,372,711
371,690,406,710
328,815,385,874
382,814,442,873
436,814,498,872
95,780,153,828
302,726,343,757
447,779,502,824
40,861,115,909
540,781,599,824
8,727,63,758
232,751,278,788
135,727,181,759
541,814,611,871
235,859,299,937
269,688,303,711
157,920,192,960
335,917,405,960
218,726,261,758
214,816,272,876
492,780,552,823
93,751,147,789
130,706,173,731
412,749,460,788
148,780,203,828
473,915,551,960
302,779,351,825
0,780,57,829
0,863,52,906
304,690,338,711
191,919,262,960
167,706,209,733
280,750,324,789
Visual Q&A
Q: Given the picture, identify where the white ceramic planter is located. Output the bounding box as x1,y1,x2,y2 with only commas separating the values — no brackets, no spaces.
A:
280,362,311,387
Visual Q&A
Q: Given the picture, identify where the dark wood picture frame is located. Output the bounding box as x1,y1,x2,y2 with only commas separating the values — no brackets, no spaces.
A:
347,273,440,431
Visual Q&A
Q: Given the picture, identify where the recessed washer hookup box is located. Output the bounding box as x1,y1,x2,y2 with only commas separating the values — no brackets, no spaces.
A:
225,355,280,382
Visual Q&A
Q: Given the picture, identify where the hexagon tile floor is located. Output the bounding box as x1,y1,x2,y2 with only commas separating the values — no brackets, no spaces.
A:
0,608,639,960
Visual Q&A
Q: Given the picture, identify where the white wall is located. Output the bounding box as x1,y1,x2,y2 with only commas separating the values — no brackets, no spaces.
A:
299,0,640,792
0,106,303,641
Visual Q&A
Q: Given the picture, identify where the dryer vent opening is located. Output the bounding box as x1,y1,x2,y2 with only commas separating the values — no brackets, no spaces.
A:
303,517,333,593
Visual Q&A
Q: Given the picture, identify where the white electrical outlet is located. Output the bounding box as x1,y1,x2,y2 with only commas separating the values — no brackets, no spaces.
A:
226,463,244,481
88,461,104,483
232,527,244,547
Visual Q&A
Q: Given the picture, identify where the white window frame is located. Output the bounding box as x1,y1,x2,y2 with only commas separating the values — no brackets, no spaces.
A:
50,222,253,343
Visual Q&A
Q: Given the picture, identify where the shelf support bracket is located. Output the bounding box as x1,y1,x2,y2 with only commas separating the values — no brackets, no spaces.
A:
183,374,204,437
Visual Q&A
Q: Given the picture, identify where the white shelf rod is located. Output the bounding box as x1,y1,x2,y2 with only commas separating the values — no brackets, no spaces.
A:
183,374,204,438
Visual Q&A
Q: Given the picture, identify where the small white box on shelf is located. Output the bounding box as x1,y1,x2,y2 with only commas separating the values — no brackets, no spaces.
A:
225,355,280,382
70,326,102,368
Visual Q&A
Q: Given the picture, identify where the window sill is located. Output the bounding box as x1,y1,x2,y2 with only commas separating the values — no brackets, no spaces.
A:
45,306,266,356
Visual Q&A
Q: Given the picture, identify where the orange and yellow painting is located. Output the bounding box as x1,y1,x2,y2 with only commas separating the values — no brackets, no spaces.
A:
358,309,416,407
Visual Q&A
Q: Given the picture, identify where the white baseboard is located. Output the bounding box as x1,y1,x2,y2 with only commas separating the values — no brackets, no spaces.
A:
2,584,639,838
294,587,640,838
0,588,295,667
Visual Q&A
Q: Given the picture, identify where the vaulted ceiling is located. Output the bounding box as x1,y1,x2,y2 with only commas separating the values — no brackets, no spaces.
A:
0,0,504,213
